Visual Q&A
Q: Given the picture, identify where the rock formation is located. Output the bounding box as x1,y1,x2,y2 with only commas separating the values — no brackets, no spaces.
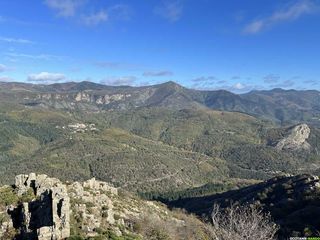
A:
82,177,118,195
1,173,211,240
0,174,119,240
10,173,70,240
68,177,119,236
276,124,311,151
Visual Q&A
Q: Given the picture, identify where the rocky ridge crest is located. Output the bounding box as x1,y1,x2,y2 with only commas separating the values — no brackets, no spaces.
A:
276,124,311,151
1,173,212,240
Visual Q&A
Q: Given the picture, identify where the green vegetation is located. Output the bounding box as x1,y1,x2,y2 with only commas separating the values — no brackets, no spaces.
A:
139,179,259,201
0,187,18,206
0,81,319,204
0,103,319,197
173,174,320,238
0,186,35,207
68,231,141,240
1,81,320,239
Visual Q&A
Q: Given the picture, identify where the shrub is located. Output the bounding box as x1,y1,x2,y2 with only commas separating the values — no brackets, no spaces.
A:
211,204,279,240
67,236,85,240
85,202,95,208
146,228,171,240
0,187,18,206
19,188,35,203
102,205,109,211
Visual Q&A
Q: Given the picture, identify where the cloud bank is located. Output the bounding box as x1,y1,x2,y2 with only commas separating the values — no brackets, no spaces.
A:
0,76,15,82
154,0,183,22
44,0,131,26
44,0,85,17
82,10,108,26
27,72,66,82
244,0,317,34
0,36,34,44
100,76,137,86
143,71,173,77
0,64,9,72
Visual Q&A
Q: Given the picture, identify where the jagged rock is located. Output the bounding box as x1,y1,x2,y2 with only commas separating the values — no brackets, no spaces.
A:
69,182,84,198
69,178,117,235
276,124,311,151
13,173,70,240
1,172,212,240
83,177,118,195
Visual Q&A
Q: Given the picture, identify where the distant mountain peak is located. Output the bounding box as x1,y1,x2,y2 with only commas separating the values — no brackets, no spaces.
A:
157,81,185,91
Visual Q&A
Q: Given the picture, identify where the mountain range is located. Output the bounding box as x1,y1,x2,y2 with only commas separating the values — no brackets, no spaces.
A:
0,80,320,239
1,81,320,126
0,81,320,194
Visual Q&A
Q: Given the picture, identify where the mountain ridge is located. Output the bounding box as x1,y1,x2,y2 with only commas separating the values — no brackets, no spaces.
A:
1,80,320,125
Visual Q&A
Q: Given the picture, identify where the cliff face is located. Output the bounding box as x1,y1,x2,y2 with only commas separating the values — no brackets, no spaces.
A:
30,88,155,111
276,124,311,151
1,173,70,240
0,173,213,240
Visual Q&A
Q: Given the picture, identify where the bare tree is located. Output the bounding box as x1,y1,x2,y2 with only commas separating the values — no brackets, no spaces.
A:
210,204,278,240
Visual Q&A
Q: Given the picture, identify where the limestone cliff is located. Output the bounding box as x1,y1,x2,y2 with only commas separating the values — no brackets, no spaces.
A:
4,173,70,240
0,174,212,240
276,124,311,151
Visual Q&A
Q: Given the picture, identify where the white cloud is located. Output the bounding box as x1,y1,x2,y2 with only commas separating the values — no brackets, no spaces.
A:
82,10,108,26
193,82,261,93
0,36,34,44
94,61,141,70
0,64,9,72
143,71,173,77
44,0,85,17
243,0,317,34
269,80,295,89
6,52,66,61
263,74,280,83
155,0,183,22
233,82,246,90
100,76,137,86
0,76,14,82
108,4,132,21
191,76,217,82
27,72,66,82
44,0,131,26
95,61,122,68
304,79,318,85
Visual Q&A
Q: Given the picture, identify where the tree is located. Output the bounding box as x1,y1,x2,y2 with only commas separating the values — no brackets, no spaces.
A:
210,204,278,240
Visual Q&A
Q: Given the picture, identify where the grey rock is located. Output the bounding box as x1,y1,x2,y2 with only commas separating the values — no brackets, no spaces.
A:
13,173,70,240
83,177,118,195
276,124,311,151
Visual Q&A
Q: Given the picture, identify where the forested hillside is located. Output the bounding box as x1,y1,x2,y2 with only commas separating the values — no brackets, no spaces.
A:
0,81,320,199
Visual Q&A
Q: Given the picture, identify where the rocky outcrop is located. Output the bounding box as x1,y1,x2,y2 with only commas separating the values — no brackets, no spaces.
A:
0,174,122,240
82,177,118,195
1,173,209,240
68,178,119,236
276,124,311,151
11,173,70,240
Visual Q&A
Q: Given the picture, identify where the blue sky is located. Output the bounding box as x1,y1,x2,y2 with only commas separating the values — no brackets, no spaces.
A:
0,0,320,92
